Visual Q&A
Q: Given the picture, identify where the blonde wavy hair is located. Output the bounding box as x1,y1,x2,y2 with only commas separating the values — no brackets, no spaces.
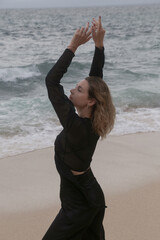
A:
85,76,116,139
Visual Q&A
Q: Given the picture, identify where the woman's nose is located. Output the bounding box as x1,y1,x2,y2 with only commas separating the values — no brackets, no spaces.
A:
70,88,74,94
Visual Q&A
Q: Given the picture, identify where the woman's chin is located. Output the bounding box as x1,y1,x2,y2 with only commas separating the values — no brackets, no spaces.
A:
69,96,76,107
69,95,73,102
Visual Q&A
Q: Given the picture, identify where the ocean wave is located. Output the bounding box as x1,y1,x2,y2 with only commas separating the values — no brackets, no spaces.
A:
0,64,45,99
37,60,91,83
0,60,91,98
121,69,159,79
151,43,160,49
0,65,41,83
114,88,160,108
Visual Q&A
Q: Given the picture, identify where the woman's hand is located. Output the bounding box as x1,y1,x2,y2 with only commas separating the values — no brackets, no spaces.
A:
92,16,105,48
68,22,92,53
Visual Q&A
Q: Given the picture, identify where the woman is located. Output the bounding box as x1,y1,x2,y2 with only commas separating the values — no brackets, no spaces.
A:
42,17,115,240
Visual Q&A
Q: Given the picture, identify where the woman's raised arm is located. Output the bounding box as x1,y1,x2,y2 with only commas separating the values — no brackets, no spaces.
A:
89,17,105,78
92,16,105,48
45,22,92,128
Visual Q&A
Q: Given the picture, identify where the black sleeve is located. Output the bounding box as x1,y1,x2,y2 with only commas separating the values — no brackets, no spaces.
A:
45,48,77,129
89,46,105,78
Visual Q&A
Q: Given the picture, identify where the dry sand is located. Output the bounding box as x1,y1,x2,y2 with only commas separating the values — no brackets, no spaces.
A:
0,132,160,240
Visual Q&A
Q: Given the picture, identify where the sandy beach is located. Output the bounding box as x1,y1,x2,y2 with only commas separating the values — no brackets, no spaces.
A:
0,132,160,240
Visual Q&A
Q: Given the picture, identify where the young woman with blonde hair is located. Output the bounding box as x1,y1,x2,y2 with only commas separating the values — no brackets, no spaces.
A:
42,16,116,240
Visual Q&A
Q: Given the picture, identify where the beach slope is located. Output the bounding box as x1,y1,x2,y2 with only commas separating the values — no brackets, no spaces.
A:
0,132,160,240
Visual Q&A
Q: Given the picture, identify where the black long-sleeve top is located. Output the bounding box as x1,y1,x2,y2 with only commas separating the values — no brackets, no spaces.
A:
46,47,104,172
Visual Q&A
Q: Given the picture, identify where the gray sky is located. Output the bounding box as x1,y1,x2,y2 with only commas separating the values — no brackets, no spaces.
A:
0,0,160,8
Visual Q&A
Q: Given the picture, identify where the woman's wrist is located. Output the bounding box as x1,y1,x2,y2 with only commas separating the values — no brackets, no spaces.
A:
67,45,78,53
95,44,104,49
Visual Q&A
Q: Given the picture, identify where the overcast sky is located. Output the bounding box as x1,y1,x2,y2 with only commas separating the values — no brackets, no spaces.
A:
0,0,160,8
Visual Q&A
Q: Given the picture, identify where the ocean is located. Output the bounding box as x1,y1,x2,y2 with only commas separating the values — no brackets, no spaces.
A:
0,4,160,158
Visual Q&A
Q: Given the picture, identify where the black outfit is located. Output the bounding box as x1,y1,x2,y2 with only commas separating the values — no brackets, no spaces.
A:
42,47,106,240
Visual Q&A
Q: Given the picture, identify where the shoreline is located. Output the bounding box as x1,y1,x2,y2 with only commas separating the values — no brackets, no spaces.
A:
0,131,159,160
0,132,160,239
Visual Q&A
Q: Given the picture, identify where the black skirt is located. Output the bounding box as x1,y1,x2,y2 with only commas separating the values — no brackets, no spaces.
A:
42,168,106,240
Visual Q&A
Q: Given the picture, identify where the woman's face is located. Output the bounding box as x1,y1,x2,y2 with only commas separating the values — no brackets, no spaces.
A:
69,79,90,109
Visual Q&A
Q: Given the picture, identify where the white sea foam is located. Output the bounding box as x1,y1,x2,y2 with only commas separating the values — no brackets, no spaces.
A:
0,107,160,159
0,65,41,82
112,107,160,136
0,124,62,159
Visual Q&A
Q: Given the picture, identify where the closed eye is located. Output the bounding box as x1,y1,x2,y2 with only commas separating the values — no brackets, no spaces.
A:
76,85,83,92
78,86,82,92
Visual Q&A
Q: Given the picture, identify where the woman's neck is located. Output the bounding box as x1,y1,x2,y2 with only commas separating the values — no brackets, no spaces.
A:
76,107,91,119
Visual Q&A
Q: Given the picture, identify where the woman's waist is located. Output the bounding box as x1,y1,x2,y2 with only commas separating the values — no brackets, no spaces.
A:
60,167,95,187
73,167,96,186
71,166,90,176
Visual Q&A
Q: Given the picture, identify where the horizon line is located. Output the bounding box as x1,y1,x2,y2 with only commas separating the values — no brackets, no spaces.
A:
0,2,160,10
